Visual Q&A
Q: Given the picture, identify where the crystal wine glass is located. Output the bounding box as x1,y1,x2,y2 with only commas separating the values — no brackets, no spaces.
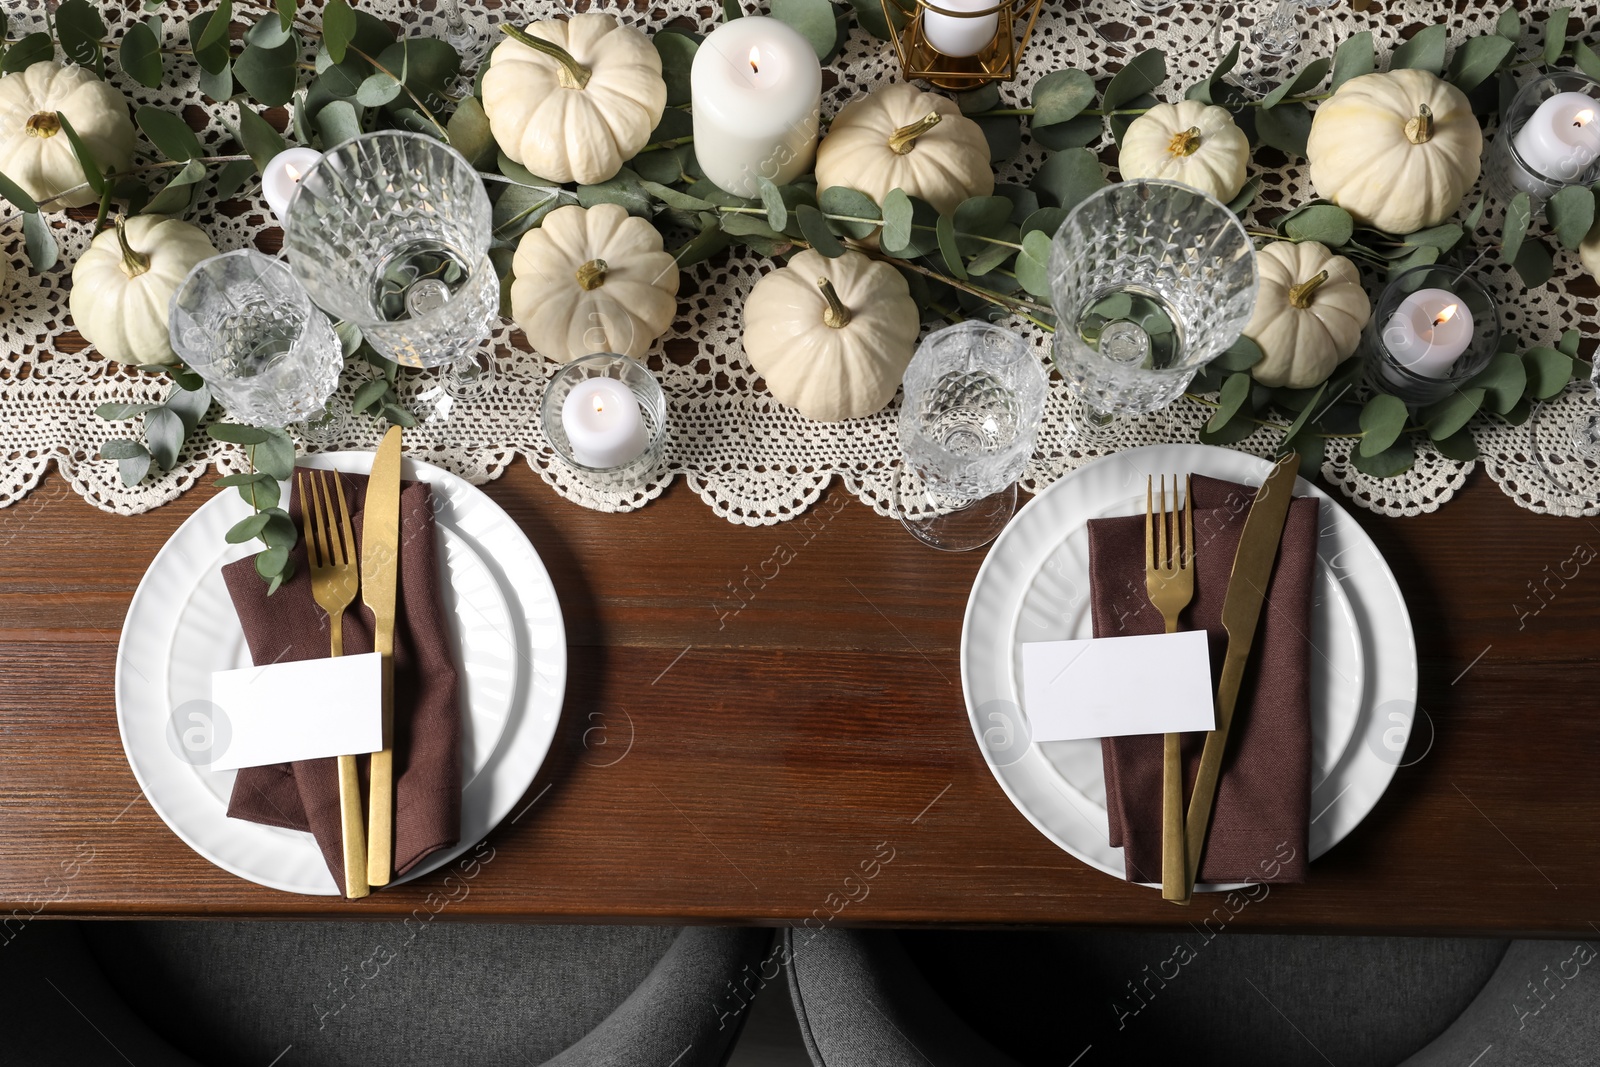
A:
1527,368,1600,503
895,322,1049,551
1049,179,1256,444
440,0,491,87
282,131,497,423
168,250,344,427
1228,0,1328,98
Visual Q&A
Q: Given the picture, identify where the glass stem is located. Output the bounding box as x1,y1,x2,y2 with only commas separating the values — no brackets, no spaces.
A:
1254,0,1302,58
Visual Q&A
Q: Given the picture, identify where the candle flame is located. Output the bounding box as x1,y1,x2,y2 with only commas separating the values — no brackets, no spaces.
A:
592,394,606,415
749,46,760,74
1433,304,1459,327
1577,109,1596,127
285,163,303,182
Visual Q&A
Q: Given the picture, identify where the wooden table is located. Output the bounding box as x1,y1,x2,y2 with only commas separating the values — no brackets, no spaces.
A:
1,461,1596,935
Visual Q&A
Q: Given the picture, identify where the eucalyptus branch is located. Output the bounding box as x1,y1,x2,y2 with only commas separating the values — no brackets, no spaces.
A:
718,205,1026,253
348,45,447,136
637,136,695,153
980,89,1333,121
1180,391,1423,439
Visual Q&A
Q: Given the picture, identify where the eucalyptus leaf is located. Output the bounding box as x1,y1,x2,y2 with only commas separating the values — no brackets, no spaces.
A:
142,161,205,215
1446,33,1513,93
769,0,836,60
1283,203,1353,246
351,377,390,414
758,177,789,232
848,0,906,41
381,402,417,428
818,186,880,239
718,211,784,239
1496,8,1521,43
1350,438,1415,477
0,171,40,214
446,95,495,168
1329,30,1374,91
642,181,717,211
1466,349,1527,414
1544,7,1570,67
976,115,1021,162
1261,57,1330,109
208,422,273,445
244,13,294,49
1278,383,1327,445
55,0,106,69
1358,393,1409,457
215,158,256,199
254,547,290,578
119,21,164,88
316,57,371,100
97,402,161,421
1546,184,1594,250
197,0,234,52
951,195,1014,252
323,0,357,63
798,204,844,257
1403,223,1463,253
54,113,104,196
1019,206,1068,240
200,61,234,102
277,0,297,32
1512,238,1553,287
235,40,299,107
932,213,966,280
1227,175,1264,216
1031,68,1097,128
261,509,297,549
22,212,58,271
376,38,460,108
1032,115,1103,151
215,471,276,489
1207,372,1253,433
577,168,653,218
1499,190,1533,264
189,10,230,75
1390,24,1447,75
1214,334,1264,372
1422,388,1485,440
315,99,361,147
237,107,287,171
101,438,151,460
958,83,1001,115
654,32,700,107
723,0,744,19
1577,42,1600,84
1386,244,1440,279
2,33,54,75
492,183,569,239
137,106,203,161
119,450,154,487
1109,95,1156,148
1558,329,1582,358
1432,428,1479,461
1103,49,1167,112
1254,101,1313,157
1187,42,1241,105
966,228,1018,277
1523,346,1574,400
1031,148,1104,211
356,71,402,107
143,407,185,470
881,188,915,253
1198,407,1259,445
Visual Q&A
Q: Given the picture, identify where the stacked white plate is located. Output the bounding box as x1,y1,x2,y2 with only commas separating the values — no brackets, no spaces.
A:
116,453,566,895
961,444,1418,891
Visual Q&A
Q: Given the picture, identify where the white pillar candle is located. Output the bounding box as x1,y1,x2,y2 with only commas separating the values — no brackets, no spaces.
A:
1382,288,1473,379
922,0,1000,58
691,17,822,199
261,147,324,227
562,377,648,468
1512,91,1600,182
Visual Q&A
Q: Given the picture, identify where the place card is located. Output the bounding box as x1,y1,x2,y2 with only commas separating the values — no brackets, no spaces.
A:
209,653,383,771
1019,631,1215,742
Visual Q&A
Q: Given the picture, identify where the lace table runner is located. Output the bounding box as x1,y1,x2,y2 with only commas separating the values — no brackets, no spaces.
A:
1,0,1595,522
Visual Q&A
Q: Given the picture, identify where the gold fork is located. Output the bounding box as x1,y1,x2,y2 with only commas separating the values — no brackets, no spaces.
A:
301,469,370,901
1145,474,1195,905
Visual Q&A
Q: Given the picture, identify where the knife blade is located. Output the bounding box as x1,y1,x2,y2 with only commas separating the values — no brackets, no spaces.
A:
1180,453,1301,901
362,425,403,886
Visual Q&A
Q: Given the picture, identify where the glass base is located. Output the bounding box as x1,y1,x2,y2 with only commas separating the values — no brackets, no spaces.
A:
894,466,1018,552
414,351,494,426
1528,383,1600,496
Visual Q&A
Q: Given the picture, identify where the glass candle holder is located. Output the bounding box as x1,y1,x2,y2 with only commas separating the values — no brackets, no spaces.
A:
1488,71,1600,208
540,354,667,491
282,131,497,392
168,250,343,427
1363,265,1500,407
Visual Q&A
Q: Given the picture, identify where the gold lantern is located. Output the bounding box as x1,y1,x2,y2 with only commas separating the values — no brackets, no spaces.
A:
880,0,1047,90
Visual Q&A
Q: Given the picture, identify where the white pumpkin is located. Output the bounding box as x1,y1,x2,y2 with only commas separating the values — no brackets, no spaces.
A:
743,249,921,422
1118,100,1249,203
510,203,680,362
69,217,218,365
482,14,667,186
1244,240,1371,389
0,61,136,210
1579,215,1600,281
814,82,994,219
1306,69,1482,235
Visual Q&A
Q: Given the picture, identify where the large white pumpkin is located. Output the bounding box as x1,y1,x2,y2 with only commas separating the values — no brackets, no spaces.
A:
510,203,680,362
69,217,218,365
482,14,667,186
1244,240,1371,389
0,61,136,210
1118,100,1249,203
1306,69,1482,235
743,249,921,422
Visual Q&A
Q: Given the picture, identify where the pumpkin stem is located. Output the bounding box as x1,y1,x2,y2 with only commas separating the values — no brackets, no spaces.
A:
113,220,151,280
1404,104,1434,145
816,276,852,329
1168,125,1203,157
576,258,608,291
888,112,942,155
24,112,61,138
1288,269,1329,309
501,23,592,90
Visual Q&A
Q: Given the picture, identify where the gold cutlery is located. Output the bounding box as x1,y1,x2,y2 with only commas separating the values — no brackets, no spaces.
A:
362,426,403,886
300,469,370,901
1145,474,1195,904
1181,453,1302,902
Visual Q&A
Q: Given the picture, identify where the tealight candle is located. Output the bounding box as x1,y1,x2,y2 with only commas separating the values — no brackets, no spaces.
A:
561,377,648,469
1382,288,1473,379
691,16,822,198
922,0,1000,58
261,147,323,228
1512,91,1600,182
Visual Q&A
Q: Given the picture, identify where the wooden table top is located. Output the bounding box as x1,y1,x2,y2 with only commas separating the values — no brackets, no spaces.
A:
1,459,1596,935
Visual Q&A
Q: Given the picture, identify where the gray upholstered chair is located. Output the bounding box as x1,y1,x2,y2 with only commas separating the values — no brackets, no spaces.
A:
786,928,1598,1067
3,920,769,1067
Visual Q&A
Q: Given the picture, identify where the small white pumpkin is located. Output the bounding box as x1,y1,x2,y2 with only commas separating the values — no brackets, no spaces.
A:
1306,69,1482,235
1244,240,1371,389
69,216,218,365
814,82,994,219
1118,100,1249,203
743,249,921,422
482,14,667,186
510,203,680,362
0,61,136,210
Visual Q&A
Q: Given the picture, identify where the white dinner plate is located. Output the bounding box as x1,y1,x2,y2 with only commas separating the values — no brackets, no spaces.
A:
962,444,1417,891
116,453,567,895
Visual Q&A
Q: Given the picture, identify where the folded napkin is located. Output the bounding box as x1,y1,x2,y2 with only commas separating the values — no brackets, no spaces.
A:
222,469,462,889
1087,473,1319,885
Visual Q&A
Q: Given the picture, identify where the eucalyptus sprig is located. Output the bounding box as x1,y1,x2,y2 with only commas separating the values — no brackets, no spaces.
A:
208,422,298,593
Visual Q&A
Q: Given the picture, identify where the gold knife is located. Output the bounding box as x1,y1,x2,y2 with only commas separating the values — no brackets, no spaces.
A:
1180,453,1301,902
362,425,403,886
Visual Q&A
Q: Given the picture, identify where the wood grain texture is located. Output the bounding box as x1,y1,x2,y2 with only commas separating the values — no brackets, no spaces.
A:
0,461,1597,933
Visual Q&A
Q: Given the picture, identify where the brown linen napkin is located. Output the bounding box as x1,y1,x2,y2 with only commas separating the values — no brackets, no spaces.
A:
222,469,462,889
1087,473,1319,885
